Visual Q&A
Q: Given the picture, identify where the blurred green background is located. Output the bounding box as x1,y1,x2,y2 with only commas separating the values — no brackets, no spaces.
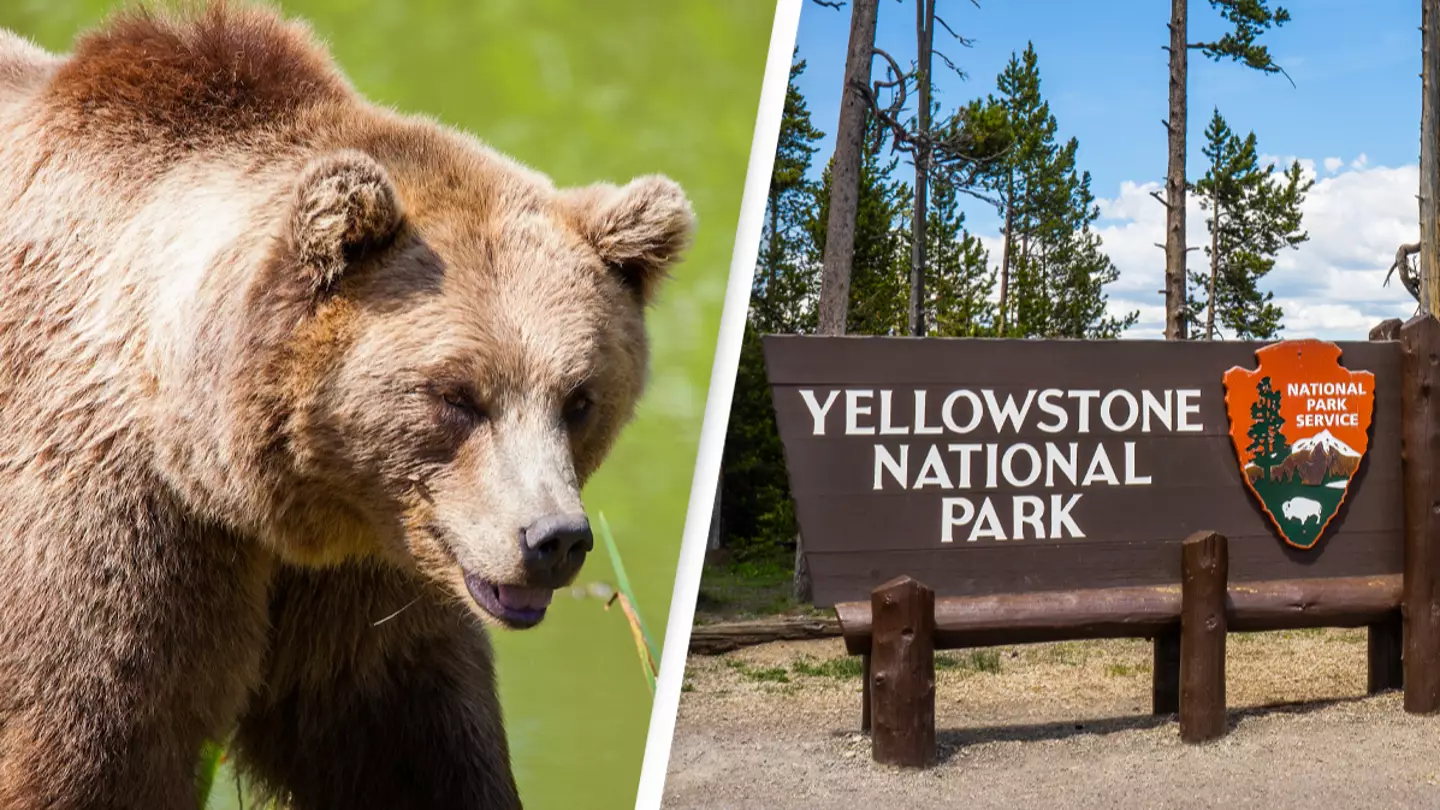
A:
0,1,775,808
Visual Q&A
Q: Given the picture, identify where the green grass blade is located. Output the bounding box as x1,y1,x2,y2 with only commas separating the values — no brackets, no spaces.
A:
196,741,224,807
597,512,659,689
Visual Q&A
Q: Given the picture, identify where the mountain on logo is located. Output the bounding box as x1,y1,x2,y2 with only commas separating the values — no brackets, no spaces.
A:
1291,430,1360,458
1244,428,1361,486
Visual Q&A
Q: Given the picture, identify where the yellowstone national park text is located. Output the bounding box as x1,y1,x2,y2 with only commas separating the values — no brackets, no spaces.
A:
798,387,1205,544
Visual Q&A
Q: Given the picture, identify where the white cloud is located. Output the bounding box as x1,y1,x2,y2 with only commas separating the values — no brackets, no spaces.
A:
1072,160,1418,340
1323,156,1343,175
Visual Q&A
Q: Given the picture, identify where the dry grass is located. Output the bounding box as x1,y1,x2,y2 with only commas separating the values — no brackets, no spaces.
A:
683,629,1371,727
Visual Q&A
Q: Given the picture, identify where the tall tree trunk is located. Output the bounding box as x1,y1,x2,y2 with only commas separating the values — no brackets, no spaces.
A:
1165,0,1189,340
1206,194,1219,340
815,0,880,337
998,168,1014,336
767,190,780,291
908,0,935,337
763,189,780,327
1424,0,1440,316
1018,228,1031,334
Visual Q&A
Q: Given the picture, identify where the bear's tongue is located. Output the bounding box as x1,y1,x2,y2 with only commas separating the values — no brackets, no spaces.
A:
496,585,553,612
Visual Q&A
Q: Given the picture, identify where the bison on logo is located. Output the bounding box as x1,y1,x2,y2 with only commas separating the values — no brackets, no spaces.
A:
1223,340,1375,550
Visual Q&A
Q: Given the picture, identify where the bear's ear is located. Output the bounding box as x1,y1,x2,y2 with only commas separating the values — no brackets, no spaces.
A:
562,175,696,304
288,150,404,291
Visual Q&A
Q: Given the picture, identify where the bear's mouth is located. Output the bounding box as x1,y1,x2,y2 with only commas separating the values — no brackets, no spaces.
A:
464,573,553,629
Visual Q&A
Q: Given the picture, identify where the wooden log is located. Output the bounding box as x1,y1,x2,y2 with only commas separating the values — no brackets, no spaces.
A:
1226,575,1401,631
861,653,872,733
1180,531,1228,743
1403,314,1440,713
834,575,1401,656
837,584,1179,655
1369,612,1404,694
1152,629,1180,715
687,616,841,655
869,576,935,767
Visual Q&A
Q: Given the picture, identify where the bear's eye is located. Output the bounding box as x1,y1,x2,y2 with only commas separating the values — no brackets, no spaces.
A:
563,390,594,427
435,386,487,423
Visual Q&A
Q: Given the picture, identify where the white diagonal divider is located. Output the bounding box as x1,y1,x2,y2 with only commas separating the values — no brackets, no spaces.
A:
632,2,804,807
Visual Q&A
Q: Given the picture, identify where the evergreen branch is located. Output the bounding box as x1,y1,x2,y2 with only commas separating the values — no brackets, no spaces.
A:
810,0,845,7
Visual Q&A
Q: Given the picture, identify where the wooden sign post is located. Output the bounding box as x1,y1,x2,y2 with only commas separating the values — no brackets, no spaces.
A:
1179,531,1228,743
1403,315,1440,713
869,576,935,767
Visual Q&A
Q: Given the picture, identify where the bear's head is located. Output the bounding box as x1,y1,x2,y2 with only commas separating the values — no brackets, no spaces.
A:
254,137,694,629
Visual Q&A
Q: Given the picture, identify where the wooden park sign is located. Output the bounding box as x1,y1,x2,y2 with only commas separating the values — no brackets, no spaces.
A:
764,316,1440,767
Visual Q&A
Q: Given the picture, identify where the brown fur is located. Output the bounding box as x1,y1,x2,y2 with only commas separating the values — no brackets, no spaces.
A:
0,4,694,809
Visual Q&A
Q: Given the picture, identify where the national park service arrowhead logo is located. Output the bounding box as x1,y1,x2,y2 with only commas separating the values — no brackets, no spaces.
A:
1223,340,1374,550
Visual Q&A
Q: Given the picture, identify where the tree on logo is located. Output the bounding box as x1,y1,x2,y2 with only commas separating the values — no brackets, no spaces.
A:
1247,376,1290,478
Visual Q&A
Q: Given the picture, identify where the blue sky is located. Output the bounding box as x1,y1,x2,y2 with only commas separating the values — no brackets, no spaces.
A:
789,0,1422,338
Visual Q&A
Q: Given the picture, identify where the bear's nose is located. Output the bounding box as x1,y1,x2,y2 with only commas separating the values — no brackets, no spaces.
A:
520,512,593,572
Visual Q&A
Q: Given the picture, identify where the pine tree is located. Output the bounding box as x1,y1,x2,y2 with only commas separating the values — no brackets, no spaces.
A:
926,170,996,337
987,45,1052,335
1247,376,1290,476
1050,164,1135,338
1188,108,1310,340
754,53,826,334
985,44,1136,339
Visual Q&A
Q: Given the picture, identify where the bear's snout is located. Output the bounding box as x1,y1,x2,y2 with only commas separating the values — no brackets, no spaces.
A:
519,512,593,581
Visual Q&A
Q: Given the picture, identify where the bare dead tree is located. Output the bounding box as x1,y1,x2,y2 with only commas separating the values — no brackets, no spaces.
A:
1163,0,1188,341
853,1,1003,337
908,0,936,337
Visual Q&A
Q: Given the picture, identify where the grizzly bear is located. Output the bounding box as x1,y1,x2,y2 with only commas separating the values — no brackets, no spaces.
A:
0,4,694,809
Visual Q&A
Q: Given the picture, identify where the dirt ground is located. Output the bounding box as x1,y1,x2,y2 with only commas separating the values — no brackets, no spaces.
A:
663,629,1440,809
